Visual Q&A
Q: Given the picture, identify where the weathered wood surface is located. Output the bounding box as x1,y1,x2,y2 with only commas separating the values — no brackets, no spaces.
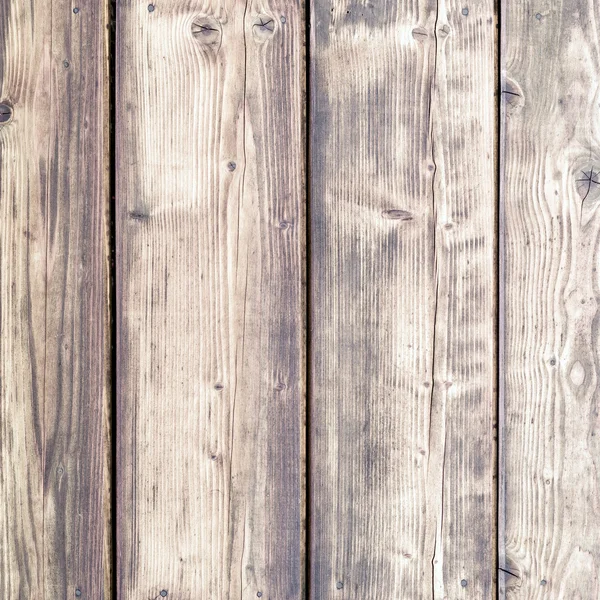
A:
500,1,600,597
0,0,110,598
116,0,305,598
309,1,497,597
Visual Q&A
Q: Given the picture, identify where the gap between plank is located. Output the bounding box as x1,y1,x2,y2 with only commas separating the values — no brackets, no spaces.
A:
305,0,312,596
109,0,117,597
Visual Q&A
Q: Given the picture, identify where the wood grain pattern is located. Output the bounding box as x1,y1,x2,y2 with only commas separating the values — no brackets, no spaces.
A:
0,0,110,597
309,1,497,597
500,1,600,597
116,0,305,598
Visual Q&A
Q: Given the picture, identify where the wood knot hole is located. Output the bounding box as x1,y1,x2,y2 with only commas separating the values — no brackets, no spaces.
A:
0,103,13,124
577,167,600,204
382,209,413,221
411,27,428,41
129,210,149,221
253,15,275,39
192,17,221,47
501,77,524,113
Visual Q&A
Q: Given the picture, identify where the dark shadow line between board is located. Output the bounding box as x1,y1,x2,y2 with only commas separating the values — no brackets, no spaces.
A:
304,0,312,597
109,0,117,596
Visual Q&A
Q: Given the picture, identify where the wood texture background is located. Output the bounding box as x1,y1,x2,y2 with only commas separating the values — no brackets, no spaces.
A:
309,0,497,597
3,0,600,598
500,0,600,597
0,0,109,598
116,0,305,598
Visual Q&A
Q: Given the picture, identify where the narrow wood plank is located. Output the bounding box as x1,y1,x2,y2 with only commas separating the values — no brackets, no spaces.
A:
309,1,497,597
0,0,110,597
500,1,600,596
116,0,305,598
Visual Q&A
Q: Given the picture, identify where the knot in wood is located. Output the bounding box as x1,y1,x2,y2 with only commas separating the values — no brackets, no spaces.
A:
191,17,221,48
501,77,524,115
438,24,451,37
0,103,13,124
411,27,428,41
253,15,275,40
382,208,413,221
577,166,600,204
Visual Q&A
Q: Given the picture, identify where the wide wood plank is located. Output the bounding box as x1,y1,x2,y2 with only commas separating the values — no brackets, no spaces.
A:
309,1,497,597
116,0,305,597
500,1,600,597
0,0,110,597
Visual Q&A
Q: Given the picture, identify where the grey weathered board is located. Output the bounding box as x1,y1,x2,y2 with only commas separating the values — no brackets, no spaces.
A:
309,0,497,598
500,1,600,597
0,0,110,598
116,0,305,598
3,0,600,597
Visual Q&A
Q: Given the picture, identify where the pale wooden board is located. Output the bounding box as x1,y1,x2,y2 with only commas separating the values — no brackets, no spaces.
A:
500,1,600,597
0,0,110,598
116,0,305,597
309,1,497,597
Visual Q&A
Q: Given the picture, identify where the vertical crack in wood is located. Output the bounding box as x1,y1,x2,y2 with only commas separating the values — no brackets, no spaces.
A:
497,3,506,597
427,0,445,597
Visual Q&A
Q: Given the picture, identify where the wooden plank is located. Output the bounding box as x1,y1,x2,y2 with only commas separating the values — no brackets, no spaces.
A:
116,0,305,597
309,1,496,597
500,1,600,596
0,0,110,597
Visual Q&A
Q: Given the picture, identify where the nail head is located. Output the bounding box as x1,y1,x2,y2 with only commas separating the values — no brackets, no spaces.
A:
75,590,82,598
462,7,469,15
336,582,343,590
73,7,79,13
461,579,468,587
227,161,236,172
63,60,70,68
541,579,547,586
148,3,155,11
160,592,168,598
